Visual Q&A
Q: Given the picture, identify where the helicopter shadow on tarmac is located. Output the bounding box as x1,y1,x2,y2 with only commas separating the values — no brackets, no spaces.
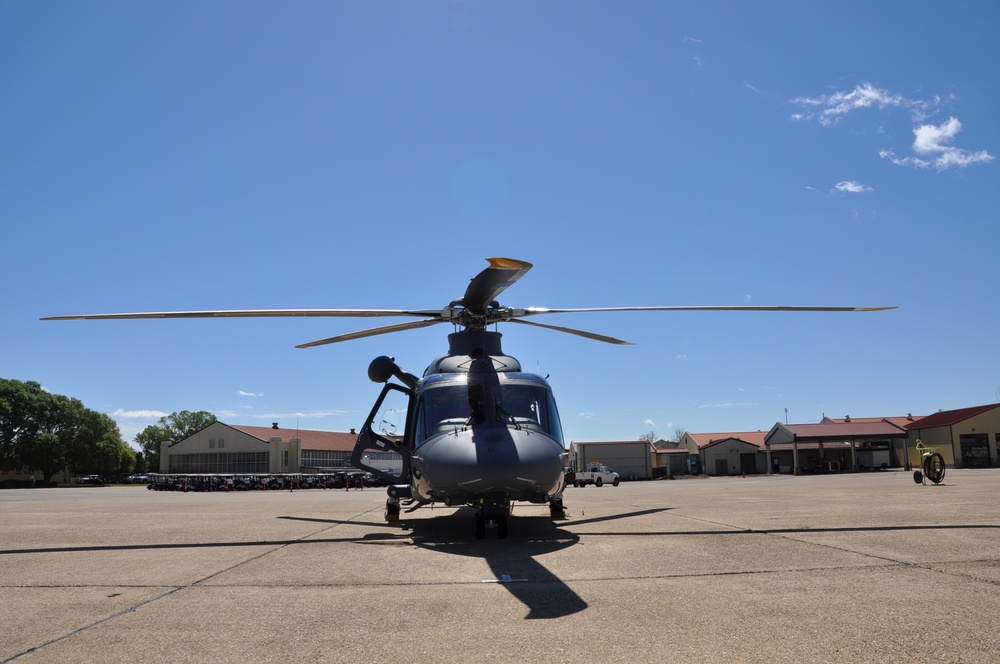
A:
283,505,670,620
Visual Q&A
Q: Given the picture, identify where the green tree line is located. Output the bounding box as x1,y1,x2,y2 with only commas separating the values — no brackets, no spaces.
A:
2,378,220,481
0,378,133,482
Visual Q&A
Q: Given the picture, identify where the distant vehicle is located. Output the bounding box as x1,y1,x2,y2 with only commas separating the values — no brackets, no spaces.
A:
575,463,620,487
73,475,101,485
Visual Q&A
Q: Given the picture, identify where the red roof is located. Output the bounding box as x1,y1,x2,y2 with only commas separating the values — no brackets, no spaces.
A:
228,424,357,452
821,415,925,427
767,441,853,451
904,404,1000,430
781,421,907,439
688,431,767,449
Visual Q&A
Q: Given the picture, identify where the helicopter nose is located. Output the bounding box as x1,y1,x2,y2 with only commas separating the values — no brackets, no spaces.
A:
416,426,563,495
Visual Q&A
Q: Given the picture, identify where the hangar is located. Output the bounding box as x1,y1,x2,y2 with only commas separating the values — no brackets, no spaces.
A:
903,403,1000,468
569,440,658,480
680,417,919,476
764,418,911,474
160,422,358,474
681,431,766,476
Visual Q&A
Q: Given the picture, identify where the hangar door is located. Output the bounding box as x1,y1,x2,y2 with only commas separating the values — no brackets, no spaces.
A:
740,453,757,475
960,433,990,467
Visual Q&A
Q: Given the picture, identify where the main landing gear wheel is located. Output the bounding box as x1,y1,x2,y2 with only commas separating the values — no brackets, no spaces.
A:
385,498,400,522
549,497,566,519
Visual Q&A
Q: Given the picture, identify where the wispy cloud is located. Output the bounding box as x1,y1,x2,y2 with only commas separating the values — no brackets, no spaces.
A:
835,181,873,193
697,402,758,409
577,412,596,421
254,410,346,419
792,82,992,171
239,390,264,397
643,419,656,427
792,82,930,126
112,408,168,419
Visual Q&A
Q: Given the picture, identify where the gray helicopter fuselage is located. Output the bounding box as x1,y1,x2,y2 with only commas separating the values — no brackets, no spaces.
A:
408,369,567,506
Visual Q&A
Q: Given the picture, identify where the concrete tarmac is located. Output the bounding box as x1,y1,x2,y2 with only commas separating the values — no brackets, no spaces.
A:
2,470,999,663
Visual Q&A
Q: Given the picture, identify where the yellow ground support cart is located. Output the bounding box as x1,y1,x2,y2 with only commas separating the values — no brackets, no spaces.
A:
913,440,946,485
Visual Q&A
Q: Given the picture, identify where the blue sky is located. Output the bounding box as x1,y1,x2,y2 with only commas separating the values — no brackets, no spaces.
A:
3,1,998,446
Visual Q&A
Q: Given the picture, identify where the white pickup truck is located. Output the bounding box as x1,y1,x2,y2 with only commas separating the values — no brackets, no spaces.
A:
574,463,620,487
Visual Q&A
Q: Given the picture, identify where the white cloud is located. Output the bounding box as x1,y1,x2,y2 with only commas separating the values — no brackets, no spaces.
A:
255,410,346,419
880,117,995,170
793,83,993,172
239,390,264,397
112,408,168,419
675,353,688,360
835,181,873,193
577,412,596,420
643,419,656,428
696,402,758,409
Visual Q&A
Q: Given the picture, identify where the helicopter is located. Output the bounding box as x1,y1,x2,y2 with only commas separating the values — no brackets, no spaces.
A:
43,257,896,538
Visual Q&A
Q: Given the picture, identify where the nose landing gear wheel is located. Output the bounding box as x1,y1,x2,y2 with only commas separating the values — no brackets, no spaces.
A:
473,513,509,539
474,513,485,539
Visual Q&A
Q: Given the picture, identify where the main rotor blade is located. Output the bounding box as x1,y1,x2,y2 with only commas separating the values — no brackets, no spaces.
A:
41,309,443,321
461,257,533,314
518,305,898,316
508,318,633,345
295,319,446,348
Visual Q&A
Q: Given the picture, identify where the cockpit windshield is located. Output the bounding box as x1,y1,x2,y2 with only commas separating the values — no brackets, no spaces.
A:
413,379,564,446
413,384,476,445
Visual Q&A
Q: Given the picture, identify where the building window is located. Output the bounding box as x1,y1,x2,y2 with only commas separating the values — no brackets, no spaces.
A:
300,450,351,468
168,452,269,473
209,439,216,449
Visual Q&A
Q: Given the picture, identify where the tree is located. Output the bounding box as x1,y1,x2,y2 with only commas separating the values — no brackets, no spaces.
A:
0,378,46,472
0,378,131,482
135,410,217,472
